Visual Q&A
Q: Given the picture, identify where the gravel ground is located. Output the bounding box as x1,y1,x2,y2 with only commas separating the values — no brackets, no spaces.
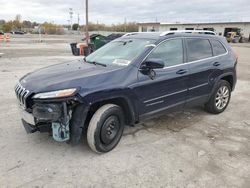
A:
0,35,250,187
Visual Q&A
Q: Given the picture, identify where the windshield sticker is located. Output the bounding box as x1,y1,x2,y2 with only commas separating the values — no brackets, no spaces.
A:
112,59,131,66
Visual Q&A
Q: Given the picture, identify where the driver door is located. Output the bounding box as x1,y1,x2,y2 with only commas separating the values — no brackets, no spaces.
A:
134,38,189,116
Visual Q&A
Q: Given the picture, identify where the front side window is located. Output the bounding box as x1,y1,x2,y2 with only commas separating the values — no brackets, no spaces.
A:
85,39,155,67
186,38,213,62
147,39,183,67
210,40,227,56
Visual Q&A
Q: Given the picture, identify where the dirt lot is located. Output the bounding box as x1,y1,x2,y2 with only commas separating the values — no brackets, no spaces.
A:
0,35,250,187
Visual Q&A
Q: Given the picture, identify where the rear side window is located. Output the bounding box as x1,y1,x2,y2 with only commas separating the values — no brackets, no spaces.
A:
186,38,212,62
210,40,227,56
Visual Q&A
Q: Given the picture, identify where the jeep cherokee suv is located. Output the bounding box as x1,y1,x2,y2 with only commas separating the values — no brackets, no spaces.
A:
15,31,237,153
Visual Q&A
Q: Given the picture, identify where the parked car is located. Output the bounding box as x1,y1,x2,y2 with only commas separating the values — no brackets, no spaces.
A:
15,31,237,153
10,30,25,35
0,30,4,35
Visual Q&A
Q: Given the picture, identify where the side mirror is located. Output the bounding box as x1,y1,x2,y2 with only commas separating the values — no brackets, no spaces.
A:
141,58,165,70
140,59,164,79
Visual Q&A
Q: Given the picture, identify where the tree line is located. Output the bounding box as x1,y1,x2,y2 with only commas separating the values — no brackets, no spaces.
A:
0,17,138,34
75,22,138,32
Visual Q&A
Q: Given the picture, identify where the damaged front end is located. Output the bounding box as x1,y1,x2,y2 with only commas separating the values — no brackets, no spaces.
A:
33,102,72,142
15,83,86,144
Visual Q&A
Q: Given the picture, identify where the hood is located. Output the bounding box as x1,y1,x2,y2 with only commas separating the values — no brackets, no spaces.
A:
19,59,121,93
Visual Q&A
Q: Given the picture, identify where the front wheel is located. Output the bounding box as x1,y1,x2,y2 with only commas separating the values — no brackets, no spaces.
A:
205,80,231,114
87,104,125,153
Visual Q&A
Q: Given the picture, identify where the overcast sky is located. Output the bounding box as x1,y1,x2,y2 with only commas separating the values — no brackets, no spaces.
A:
0,0,250,25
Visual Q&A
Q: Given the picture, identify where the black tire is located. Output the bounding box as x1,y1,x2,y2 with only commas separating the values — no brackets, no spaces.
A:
205,80,231,114
87,104,125,153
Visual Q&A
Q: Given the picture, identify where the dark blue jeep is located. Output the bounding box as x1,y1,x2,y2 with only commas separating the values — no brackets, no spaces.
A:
15,31,237,153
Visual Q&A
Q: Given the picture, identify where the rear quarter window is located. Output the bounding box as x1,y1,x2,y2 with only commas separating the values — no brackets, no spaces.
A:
186,38,213,62
210,40,227,56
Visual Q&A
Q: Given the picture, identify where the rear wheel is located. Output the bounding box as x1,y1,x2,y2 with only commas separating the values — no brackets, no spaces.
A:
205,80,231,114
87,104,125,153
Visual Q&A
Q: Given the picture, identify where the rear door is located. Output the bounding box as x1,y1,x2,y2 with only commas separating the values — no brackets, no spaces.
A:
209,39,229,70
185,38,214,103
134,38,189,115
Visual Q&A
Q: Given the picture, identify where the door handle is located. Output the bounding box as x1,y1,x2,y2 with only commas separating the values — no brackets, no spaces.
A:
176,69,187,75
213,62,221,67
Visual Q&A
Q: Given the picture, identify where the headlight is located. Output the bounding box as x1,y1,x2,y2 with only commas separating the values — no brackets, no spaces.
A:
33,88,77,99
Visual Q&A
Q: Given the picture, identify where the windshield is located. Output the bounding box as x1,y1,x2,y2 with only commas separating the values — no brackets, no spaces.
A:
85,38,155,67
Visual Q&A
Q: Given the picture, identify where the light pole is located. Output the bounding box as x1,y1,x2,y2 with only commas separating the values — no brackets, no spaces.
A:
85,0,89,44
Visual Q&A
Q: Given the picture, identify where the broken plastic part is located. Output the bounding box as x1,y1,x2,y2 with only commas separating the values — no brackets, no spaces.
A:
52,121,70,142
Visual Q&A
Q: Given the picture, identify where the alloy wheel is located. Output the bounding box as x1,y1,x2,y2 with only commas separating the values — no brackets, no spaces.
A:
215,86,230,110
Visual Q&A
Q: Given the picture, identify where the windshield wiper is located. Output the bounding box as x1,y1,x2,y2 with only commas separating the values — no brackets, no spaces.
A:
83,58,107,67
88,61,107,67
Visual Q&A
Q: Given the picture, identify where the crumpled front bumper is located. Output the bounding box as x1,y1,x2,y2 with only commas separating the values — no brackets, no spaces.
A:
19,106,35,125
22,119,52,134
18,105,38,133
18,102,63,134
18,99,89,145
22,119,37,133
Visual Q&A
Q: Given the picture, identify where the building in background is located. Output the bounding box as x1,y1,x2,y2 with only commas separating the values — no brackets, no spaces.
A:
138,22,250,38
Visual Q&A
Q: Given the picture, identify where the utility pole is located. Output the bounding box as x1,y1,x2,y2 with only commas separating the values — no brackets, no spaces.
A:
69,8,73,30
67,20,70,30
124,17,127,32
85,0,89,44
77,13,80,31
38,25,42,42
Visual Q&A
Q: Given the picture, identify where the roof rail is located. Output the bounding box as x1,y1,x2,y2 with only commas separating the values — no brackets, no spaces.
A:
123,32,158,37
122,30,216,37
160,30,216,36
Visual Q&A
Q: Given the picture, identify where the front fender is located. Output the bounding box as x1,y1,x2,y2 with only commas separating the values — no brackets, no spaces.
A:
69,103,89,146
80,88,139,125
